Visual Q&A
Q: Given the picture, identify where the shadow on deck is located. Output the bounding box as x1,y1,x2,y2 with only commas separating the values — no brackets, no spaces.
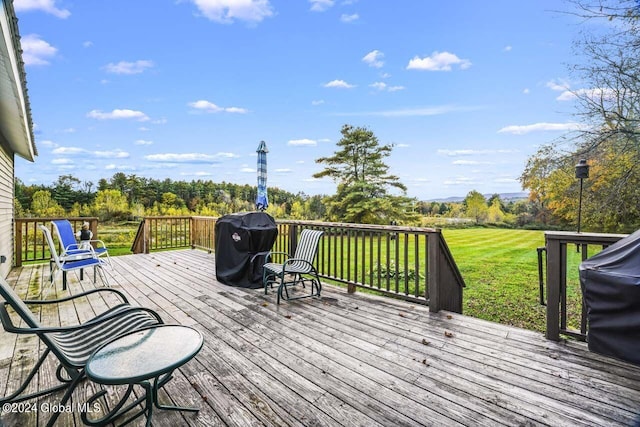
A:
2,249,640,426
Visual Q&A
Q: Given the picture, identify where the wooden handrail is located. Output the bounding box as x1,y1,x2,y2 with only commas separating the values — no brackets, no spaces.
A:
14,217,99,267
132,216,465,313
544,231,627,341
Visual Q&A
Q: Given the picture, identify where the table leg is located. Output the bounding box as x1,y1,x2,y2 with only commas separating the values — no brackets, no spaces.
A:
152,371,199,413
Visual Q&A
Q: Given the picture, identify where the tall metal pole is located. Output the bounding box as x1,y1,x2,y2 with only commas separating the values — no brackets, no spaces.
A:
577,177,584,233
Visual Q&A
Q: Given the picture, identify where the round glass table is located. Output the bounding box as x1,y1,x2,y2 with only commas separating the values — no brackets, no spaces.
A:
83,325,203,427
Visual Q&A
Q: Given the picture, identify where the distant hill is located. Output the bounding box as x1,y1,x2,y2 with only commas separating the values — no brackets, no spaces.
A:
427,192,529,203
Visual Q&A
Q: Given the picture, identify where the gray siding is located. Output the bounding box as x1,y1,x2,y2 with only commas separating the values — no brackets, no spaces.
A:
0,142,13,278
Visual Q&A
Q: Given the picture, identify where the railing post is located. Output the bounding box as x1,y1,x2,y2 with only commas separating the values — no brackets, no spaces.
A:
545,234,563,341
427,232,441,312
144,219,151,254
289,224,299,255
89,218,98,249
14,220,23,267
190,217,195,249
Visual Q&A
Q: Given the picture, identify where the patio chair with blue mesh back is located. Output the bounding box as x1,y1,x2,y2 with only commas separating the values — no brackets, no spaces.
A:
0,275,163,427
263,229,324,304
51,219,111,267
39,224,109,290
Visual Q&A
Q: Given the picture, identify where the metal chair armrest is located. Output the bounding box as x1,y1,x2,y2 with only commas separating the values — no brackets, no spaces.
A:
282,258,315,272
266,251,291,263
0,305,162,335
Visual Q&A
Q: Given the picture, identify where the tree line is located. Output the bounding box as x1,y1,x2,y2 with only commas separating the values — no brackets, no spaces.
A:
15,172,543,228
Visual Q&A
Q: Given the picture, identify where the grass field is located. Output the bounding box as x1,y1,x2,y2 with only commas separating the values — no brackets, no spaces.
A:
89,224,589,333
443,228,591,333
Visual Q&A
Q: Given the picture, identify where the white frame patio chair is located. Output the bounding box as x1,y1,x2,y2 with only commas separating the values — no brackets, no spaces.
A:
263,229,324,304
51,219,111,267
0,275,164,427
39,224,109,290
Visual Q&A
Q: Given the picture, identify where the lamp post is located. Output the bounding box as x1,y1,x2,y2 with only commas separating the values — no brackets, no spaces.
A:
575,159,589,233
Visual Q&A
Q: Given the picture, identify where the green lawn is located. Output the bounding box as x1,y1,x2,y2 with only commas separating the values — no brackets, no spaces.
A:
443,228,592,333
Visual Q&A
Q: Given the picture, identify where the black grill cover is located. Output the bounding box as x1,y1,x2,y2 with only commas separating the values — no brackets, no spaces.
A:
215,212,277,288
579,229,640,365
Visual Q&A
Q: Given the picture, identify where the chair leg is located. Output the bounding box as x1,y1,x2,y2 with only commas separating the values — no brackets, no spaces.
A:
45,370,85,427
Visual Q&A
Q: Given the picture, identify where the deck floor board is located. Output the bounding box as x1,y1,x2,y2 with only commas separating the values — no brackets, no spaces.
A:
1,249,640,426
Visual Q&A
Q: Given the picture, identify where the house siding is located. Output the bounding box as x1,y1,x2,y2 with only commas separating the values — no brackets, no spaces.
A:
0,141,13,278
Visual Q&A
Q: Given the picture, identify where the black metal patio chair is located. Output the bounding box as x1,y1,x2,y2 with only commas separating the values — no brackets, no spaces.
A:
263,229,324,304
0,275,163,427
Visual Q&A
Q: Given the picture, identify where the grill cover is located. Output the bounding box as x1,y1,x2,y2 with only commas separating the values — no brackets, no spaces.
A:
579,229,640,365
215,212,277,288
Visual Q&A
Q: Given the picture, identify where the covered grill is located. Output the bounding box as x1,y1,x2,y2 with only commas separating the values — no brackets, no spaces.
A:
215,212,277,289
579,229,640,365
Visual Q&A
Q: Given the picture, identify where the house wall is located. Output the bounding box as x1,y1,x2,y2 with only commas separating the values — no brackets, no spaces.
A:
0,141,13,278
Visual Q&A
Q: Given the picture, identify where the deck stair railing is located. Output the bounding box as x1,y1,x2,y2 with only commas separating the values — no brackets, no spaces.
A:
543,231,627,341
131,216,465,313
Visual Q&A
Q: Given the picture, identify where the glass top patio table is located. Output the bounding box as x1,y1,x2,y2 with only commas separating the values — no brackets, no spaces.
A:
86,324,203,385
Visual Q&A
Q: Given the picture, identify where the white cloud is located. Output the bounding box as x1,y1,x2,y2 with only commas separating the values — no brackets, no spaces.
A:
498,122,583,135
311,99,325,106
180,171,214,177
363,50,384,68
523,88,530,95
51,158,73,165
275,168,293,173
494,178,518,184
104,60,154,75
341,13,359,23
369,82,405,92
407,51,471,71
452,160,489,165
135,139,153,145
443,176,479,186
309,0,334,12
396,143,410,148
324,79,355,89
240,167,255,173
546,79,570,92
83,41,93,48
20,34,57,66
94,149,129,158
87,109,150,121
145,152,238,163
188,100,248,113
105,164,136,171
438,149,518,156
39,139,56,147
503,45,512,52
288,138,317,146
335,105,481,117
190,0,274,24
52,147,130,158
14,0,70,18
555,87,616,102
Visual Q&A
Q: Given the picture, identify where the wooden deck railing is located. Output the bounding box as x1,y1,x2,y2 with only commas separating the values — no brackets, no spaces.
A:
130,216,192,254
14,217,99,267
544,231,627,341
131,216,465,313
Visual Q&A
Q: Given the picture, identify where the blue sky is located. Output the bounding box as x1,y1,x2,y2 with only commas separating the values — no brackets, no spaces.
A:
14,0,585,200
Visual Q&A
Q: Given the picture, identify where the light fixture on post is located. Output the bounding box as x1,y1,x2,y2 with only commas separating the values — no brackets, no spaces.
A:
575,159,589,233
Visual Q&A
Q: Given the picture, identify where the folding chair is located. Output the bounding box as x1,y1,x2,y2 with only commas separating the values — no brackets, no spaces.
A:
0,275,163,427
263,229,324,304
51,219,111,266
39,225,109,290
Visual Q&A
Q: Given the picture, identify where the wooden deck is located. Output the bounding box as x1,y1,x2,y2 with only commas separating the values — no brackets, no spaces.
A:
2,249,640,426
